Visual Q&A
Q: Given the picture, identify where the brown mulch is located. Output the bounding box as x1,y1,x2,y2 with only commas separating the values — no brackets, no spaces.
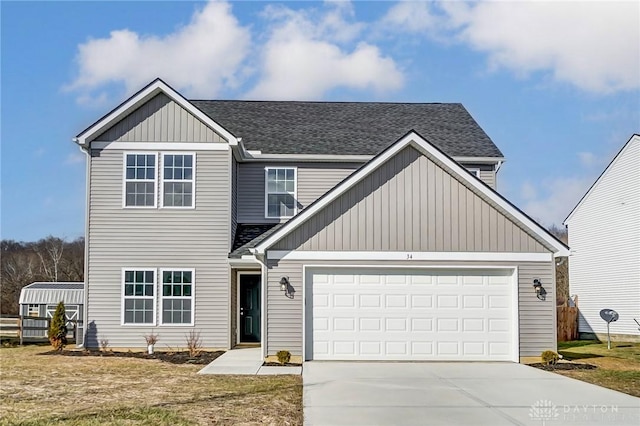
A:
263,362,302,367
38,349,225,365
530,362,597,371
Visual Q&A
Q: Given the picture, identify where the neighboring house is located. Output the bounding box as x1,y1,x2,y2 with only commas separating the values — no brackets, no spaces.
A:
18,282,84,343
73,79,568,362
564,134,640,340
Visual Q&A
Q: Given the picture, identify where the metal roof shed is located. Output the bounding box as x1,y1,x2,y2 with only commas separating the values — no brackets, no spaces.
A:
19,282,84,346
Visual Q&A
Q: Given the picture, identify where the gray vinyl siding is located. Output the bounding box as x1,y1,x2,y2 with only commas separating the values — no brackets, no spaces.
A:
237,162,361,223
461,163,496,189
273,147,548,253
86,148,230,349
93,93,226,143
265,259,556,358
231,157,238,242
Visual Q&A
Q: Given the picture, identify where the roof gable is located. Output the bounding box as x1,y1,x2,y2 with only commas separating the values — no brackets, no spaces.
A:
564,134,640,224
254,131,569,256
75,79,236,146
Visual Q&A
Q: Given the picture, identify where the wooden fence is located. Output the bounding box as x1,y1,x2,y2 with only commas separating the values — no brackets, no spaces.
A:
0,316,77,345
557,298,579,342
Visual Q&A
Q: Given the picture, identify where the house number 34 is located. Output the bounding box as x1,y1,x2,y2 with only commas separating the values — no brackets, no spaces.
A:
406,253,413,259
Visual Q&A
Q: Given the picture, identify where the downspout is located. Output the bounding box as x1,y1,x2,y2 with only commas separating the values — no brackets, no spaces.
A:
73,138,90,348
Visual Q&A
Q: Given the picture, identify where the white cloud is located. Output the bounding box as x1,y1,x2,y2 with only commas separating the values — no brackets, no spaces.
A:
577,152,598,168
379,1,437,34
434,1,640,94
65,152,85,165
521,176,593,226
66,1,251,100
247,3,403,100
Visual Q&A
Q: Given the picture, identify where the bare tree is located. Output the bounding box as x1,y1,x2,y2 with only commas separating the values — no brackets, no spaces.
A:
0,237,84,315
548,224,569,304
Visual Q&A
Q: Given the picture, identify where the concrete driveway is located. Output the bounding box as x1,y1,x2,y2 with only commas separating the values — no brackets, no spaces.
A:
303,362,640,425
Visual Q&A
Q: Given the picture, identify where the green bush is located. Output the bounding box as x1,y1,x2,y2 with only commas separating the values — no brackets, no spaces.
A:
48,302,68,351
541,350,559,366
276,350,291,365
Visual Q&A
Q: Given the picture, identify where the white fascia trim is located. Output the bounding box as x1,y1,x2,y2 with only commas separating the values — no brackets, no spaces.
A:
76,79,237,146
255,131,569,257
247,153,371,162
267,251,552,262
93,141,229,151
453,156,506,164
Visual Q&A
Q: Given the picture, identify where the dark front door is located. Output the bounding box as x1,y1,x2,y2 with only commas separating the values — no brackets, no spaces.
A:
239,274,261,343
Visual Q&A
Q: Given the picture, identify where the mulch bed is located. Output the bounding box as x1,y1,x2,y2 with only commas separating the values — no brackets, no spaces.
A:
263,362,302,367
39,349,225,365
530,362,597,371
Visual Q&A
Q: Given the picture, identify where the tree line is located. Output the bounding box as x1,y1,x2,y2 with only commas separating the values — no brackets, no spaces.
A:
1,237,84,315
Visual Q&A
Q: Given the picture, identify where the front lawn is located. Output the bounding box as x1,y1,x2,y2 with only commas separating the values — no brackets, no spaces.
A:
0,345,302,425
555,340,640,397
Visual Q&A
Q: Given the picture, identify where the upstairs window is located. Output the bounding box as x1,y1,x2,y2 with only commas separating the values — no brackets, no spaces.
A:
162,154,195,208
124,154,156,207
467,167,480,178
265,167,297,218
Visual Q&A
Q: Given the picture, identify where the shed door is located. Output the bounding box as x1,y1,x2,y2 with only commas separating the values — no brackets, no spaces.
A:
305,268,516,361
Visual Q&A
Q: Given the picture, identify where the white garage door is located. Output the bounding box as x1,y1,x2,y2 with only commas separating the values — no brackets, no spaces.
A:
306,268,516,361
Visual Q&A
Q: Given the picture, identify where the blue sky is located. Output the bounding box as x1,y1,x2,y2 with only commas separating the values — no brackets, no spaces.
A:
2,1,639,242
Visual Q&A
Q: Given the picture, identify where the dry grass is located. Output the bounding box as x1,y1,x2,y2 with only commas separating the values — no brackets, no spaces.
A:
0,345,302,425
554,341,640,397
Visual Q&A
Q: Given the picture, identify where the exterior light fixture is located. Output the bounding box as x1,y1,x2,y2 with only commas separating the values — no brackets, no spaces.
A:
533,278,546,301
280,277,289,292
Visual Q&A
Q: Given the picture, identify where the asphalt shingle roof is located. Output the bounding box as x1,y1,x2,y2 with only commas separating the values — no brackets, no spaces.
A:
230,223,284,258
191,101,503,158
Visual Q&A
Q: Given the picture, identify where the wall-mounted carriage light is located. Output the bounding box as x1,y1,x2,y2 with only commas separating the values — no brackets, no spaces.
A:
280,276,290,292
533,278,547,301
279,276,295,299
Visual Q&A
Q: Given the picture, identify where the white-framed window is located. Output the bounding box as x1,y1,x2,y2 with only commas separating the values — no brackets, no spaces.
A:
160,269,195,325
122,269,156,325
161,153,195,208
265,167,297,218
123,153,157,207
467,167,480,178
27,304,39,317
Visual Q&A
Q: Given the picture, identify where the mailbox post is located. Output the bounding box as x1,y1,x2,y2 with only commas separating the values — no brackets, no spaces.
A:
599,309,619,350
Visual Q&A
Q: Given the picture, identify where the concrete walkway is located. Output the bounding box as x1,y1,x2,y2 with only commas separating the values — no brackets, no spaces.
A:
303,362,640,425
198,347,301,375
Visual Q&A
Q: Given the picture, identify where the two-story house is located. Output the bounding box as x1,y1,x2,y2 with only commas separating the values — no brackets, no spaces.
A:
74,79,568,362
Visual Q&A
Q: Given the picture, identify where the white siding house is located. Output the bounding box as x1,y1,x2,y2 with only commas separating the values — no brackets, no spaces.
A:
564,134,640,339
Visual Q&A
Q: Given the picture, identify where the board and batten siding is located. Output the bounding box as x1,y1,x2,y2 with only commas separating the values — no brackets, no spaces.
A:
86,148,231,348
264,259,556,358
567,136,640,336
273,146,548,253
236,162,362,223
93,93,226,143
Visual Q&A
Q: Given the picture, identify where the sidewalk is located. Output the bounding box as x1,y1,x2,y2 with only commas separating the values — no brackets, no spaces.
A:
198,347,301,375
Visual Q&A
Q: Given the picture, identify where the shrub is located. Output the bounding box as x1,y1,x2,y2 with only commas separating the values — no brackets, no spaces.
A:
185,330,202,357
99,338,109,351
276,350,291,365
48,302,67,351
144,332,159,345
541,350,559,366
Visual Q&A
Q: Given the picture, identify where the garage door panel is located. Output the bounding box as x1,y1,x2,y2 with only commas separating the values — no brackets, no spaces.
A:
307,268,515,361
